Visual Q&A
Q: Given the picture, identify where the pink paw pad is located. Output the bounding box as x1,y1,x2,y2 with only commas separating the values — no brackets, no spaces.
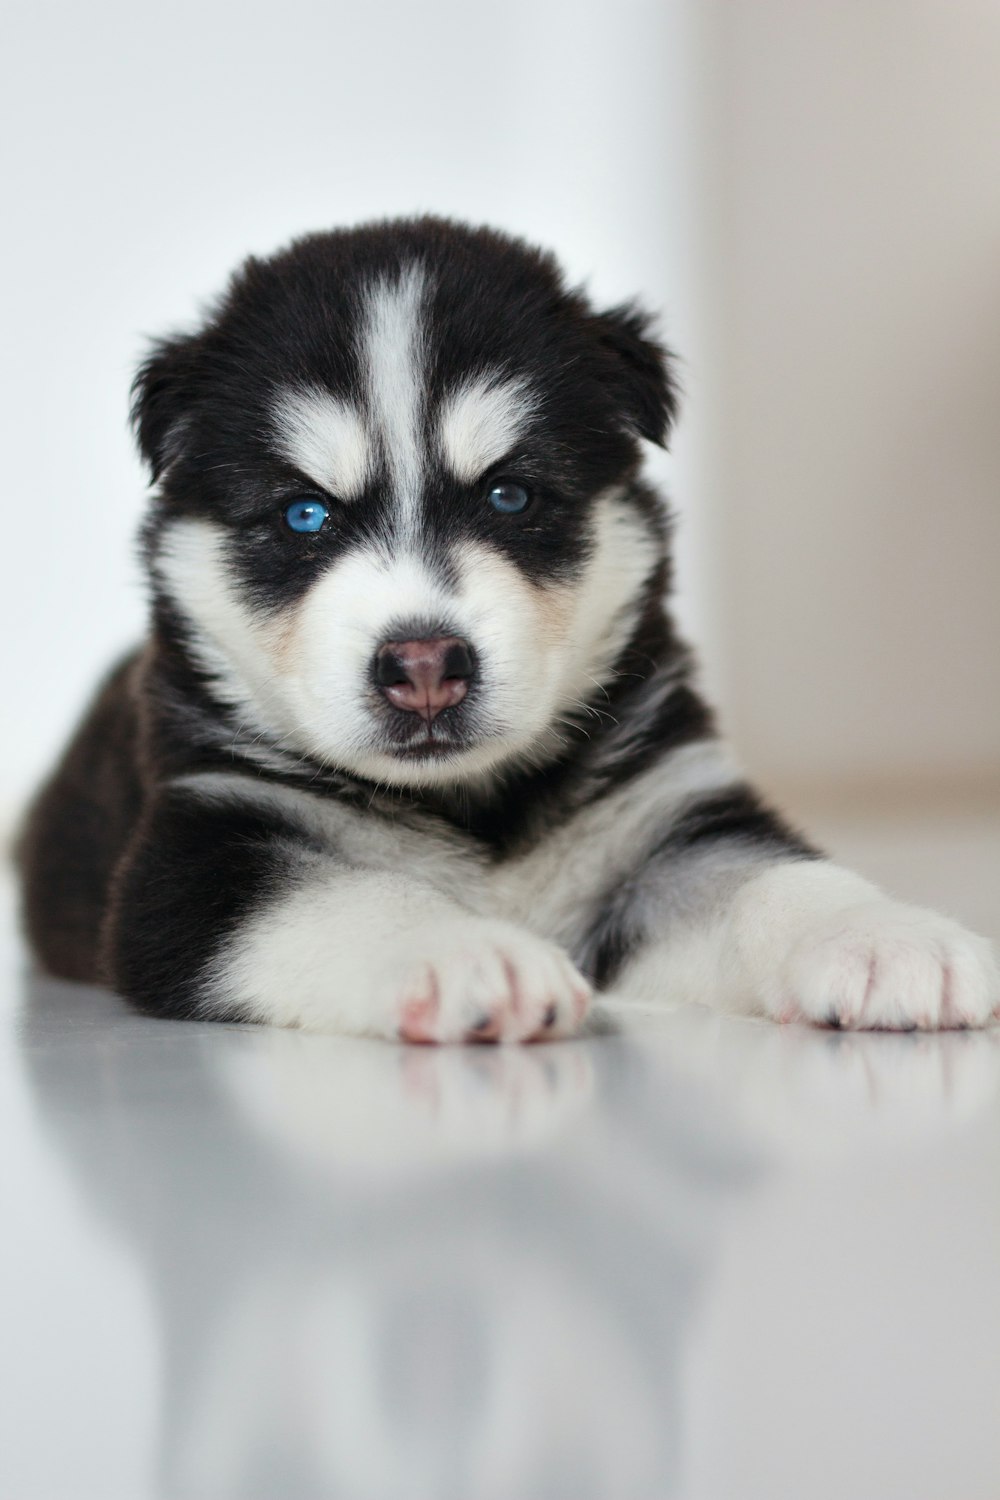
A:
399,989,440,1044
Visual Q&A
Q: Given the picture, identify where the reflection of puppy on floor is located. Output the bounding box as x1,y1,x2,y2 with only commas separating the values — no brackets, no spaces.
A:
623,1002,1000,1152
19,975,745,1499
19,218,1000,1038
220,1028,598,1173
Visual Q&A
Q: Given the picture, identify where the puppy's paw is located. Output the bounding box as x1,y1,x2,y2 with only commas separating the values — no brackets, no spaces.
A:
767,901,1000,1031
381,917,591,1045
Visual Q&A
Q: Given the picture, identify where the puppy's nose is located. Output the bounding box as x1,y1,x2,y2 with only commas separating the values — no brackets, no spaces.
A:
374,637,475,721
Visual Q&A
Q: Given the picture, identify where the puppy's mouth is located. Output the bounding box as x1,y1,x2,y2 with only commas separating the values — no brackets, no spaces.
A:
389,737,467,759
381,712,483,760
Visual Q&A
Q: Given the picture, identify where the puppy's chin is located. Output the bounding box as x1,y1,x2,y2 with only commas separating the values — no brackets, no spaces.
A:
309,701,561,797
336,733,522,791
329,695,577,789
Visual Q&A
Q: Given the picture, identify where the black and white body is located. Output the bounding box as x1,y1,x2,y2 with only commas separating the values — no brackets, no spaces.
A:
19,219,1000,1040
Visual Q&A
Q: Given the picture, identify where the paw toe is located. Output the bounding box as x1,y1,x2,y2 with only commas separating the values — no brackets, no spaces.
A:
398,991,440,1044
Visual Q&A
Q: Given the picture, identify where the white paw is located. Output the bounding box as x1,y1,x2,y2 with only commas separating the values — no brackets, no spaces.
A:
376,917,592,1045
766,900,1000,1031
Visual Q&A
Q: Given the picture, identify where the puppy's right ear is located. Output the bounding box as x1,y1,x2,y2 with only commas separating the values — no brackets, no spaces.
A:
129,333,201,482
590,301,680,448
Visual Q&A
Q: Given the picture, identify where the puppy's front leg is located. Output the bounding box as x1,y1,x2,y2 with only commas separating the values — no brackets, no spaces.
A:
221,877,592,1043
716,859,999,1029
599,788,1000,1030
105,788,590,1042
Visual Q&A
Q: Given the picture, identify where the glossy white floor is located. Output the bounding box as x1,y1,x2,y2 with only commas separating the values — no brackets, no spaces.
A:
2,810,999,1500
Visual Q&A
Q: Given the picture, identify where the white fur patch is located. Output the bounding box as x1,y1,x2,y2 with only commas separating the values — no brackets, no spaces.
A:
271,385,372,499
153,518,282,723
438,373,536,481
203,866,590,1041
286,542,514,784
361,263,427,533
554,490,663,710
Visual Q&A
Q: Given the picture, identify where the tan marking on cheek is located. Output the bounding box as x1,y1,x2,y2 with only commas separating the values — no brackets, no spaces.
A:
529,580,576,642
269,603,304,672
458,543,577,652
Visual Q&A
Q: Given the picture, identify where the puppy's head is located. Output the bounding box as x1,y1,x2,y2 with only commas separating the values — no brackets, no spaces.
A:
137,219,678,787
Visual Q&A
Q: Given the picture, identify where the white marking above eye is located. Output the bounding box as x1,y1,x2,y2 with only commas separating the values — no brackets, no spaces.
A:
438,373,537,483
271,385,372,500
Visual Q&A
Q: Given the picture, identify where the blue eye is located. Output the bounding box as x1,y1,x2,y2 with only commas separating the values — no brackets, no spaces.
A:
486,481,531,515
284,497,330,533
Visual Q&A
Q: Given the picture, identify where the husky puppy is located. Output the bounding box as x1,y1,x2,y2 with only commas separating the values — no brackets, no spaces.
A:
19,218,999,1041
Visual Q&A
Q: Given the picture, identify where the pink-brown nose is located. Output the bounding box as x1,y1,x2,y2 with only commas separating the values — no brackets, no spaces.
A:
374,637,475,722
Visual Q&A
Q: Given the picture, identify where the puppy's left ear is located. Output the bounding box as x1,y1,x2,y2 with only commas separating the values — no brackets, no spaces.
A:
130,331,204,482
592,302,680,448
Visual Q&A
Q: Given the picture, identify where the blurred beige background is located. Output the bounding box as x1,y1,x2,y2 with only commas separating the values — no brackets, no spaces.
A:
2,0,998,895
705,0,1000,810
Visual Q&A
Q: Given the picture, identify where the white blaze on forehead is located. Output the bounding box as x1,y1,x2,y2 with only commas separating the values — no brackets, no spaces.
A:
271,385,372,499
438,374,537,482
361,262,428,530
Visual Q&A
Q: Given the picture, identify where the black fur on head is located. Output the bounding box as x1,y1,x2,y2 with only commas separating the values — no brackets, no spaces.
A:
129,217,681,486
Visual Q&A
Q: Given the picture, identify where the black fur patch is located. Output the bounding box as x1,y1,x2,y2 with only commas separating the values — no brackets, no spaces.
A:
660,785,817,857
101,789,317,1020
17,653,145,983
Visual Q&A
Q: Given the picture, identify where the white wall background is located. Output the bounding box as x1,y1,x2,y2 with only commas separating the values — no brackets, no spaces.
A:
0,0,715,824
